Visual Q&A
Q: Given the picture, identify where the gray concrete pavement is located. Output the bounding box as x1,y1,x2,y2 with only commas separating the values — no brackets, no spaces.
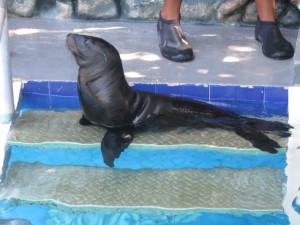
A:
294,27,300,84
8,17,299,86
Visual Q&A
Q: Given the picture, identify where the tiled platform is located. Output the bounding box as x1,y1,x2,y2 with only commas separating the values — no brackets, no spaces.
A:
0,81,295,225
2,84,289,222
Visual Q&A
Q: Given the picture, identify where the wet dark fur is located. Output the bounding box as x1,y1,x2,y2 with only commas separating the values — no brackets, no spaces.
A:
67,33,292,167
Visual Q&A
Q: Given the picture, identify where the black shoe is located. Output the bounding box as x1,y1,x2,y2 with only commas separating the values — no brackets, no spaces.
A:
255,17,294,60
157,12,194,62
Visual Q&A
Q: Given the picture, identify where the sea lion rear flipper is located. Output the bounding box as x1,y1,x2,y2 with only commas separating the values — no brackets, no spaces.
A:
101,128,134,167
235,124,280,154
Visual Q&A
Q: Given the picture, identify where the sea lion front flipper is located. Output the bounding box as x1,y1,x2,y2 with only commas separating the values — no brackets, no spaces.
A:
79,115,92,126
101,128,134,167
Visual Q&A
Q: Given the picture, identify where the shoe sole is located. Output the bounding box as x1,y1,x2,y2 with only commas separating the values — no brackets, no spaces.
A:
162,51,194,62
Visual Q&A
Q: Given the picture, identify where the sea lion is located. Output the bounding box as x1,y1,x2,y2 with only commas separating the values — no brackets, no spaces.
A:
66,33,292,167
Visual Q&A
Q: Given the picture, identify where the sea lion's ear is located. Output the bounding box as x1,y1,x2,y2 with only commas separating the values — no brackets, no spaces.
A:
101,128,133,167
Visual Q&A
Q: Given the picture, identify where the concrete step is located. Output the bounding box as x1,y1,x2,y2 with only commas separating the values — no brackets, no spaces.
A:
7,110,288,149
0,162,285,213
0,86,292,224
2,109,288,218
5,110,288,170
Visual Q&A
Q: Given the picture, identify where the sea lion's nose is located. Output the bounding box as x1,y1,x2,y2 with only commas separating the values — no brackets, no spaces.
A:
66,33,77,44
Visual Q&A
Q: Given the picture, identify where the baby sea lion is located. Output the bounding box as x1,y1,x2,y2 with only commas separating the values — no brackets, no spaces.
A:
66,33,292,167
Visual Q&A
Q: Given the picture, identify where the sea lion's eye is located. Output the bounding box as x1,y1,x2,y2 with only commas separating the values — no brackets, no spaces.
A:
84,38,91,45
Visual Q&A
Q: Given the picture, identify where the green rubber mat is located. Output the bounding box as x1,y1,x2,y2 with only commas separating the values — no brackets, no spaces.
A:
7,111,287,150
0,162,284,213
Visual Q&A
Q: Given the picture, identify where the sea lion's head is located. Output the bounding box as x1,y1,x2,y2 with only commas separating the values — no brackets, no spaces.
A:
66,33,121,70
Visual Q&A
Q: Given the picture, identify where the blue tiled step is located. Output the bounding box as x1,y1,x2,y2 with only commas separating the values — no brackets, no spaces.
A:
20,81,289,117
7,145,287,170
0,200,289,225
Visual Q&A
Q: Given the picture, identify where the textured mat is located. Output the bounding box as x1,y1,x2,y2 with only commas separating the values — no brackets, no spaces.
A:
7,111,287,150
0,162,284,213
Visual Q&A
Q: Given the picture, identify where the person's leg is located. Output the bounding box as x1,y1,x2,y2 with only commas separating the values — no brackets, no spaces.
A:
255,0,294,59
161,0,181,20
255,0,275,22
157,0,194,62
